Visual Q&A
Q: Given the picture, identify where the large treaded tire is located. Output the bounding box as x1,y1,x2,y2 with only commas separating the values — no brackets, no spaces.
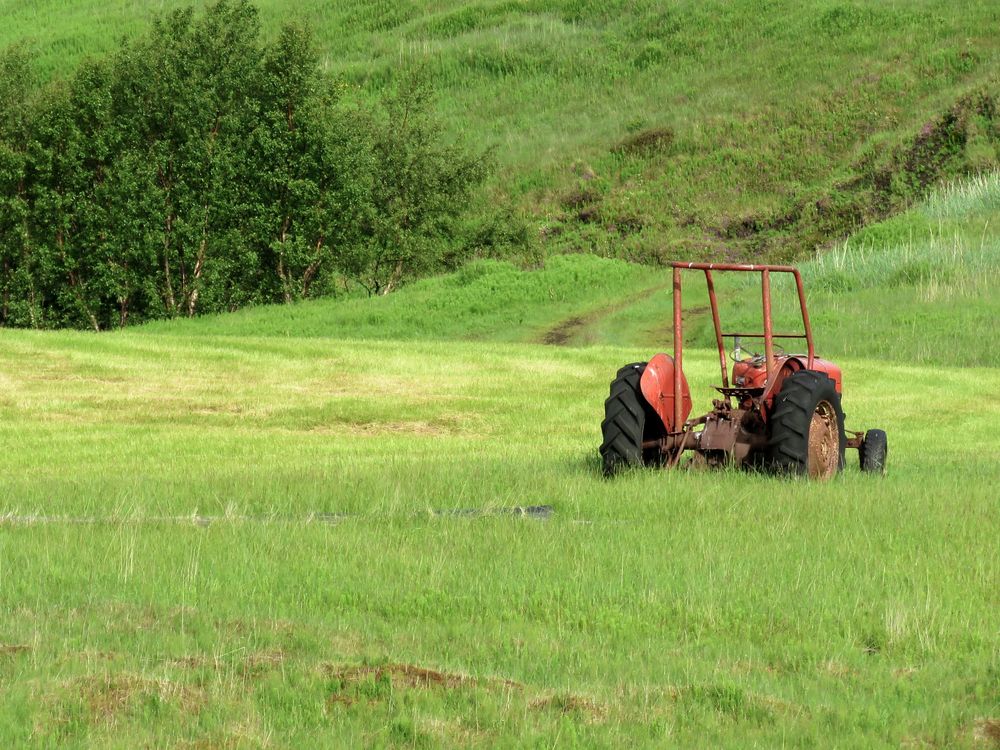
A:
767,370,846,478
600,362,664,477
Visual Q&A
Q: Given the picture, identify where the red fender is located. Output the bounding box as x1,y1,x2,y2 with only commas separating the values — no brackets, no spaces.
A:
640,353,692,433
760,356,844,412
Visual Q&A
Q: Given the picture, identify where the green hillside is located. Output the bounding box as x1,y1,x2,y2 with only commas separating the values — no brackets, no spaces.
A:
141,172,1000,368
3,0,1000,264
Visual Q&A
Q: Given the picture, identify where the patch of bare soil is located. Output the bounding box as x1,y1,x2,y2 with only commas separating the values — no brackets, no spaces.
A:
73,674,204,724
337,419,457,436
163,644,290,677
819,660,857,679
645,303,710,348
241,649,286,678
540,281,671,346
530,693,609,723
612,127,675,156
328,662,520,691
727,658,779,675
326,692,357,708
167,655,215,670
543,316,587,345
326,662,615,728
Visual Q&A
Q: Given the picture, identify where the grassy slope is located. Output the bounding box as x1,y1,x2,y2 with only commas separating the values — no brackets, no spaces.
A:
1,179,998,747
144,173,1000,368
139,253,668,342
3,0,1000,260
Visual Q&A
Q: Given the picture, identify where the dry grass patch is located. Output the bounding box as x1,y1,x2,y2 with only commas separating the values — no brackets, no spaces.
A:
318,419,463,437
56,673,206,726
530,692,610,723
974,718,1000,747
241,649,286,678
327,661,518,690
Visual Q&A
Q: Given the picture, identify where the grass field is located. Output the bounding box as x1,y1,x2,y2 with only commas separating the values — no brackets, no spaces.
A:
1,2,999,745
1,177,998,746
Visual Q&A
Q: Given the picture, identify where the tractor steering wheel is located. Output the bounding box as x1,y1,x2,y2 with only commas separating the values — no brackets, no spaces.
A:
730,348,763,364
729,343,784,364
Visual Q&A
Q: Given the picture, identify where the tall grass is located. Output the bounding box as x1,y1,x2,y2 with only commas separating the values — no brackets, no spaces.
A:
806,171,1000,291
0,328,997,746
685,173,1000,365
804,230,997,296
922,170,1000,219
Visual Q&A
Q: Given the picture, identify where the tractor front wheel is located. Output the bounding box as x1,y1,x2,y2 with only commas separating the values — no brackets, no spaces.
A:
599,362,665,476
767,370,846,479
859,429,888,474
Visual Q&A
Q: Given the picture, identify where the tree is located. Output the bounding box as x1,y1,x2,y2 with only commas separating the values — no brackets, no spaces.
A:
0,47,37,326
240,23,369,303
110,0,262,318
347,75,492,296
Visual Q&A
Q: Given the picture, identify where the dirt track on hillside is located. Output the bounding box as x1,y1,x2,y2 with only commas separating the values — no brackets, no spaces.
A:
540,281,671,346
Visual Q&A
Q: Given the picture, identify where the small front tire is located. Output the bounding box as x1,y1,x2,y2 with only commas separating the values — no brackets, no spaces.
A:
859,429,888,475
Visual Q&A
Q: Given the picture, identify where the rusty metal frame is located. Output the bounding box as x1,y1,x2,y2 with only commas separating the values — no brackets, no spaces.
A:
632,262,866,473
670,262,815,405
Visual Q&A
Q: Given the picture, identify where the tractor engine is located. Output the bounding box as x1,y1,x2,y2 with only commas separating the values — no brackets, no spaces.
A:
732,358,769,389
733,355,843,396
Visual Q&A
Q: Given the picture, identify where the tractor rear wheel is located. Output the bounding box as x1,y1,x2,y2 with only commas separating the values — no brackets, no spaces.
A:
600,362,665,476
767,370,846,479
859,429,888,474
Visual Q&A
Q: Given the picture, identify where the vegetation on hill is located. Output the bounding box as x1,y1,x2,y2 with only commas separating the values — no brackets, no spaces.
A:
0,1,496,330
3,0,1000,275
145,172,1000,368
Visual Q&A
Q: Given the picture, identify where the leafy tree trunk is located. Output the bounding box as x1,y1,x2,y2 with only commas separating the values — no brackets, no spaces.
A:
161,211,177,315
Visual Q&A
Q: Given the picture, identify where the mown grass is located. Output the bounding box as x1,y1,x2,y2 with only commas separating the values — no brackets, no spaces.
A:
0,328,997,746
3,0,1000,261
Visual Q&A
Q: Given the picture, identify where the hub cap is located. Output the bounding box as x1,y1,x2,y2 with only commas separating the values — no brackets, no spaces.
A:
808,400,839,480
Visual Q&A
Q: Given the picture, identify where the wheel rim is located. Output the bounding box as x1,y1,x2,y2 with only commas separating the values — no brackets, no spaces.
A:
808,400,839,479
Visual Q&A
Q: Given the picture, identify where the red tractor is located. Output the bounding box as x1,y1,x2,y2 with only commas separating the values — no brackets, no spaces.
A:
600,263,886,478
